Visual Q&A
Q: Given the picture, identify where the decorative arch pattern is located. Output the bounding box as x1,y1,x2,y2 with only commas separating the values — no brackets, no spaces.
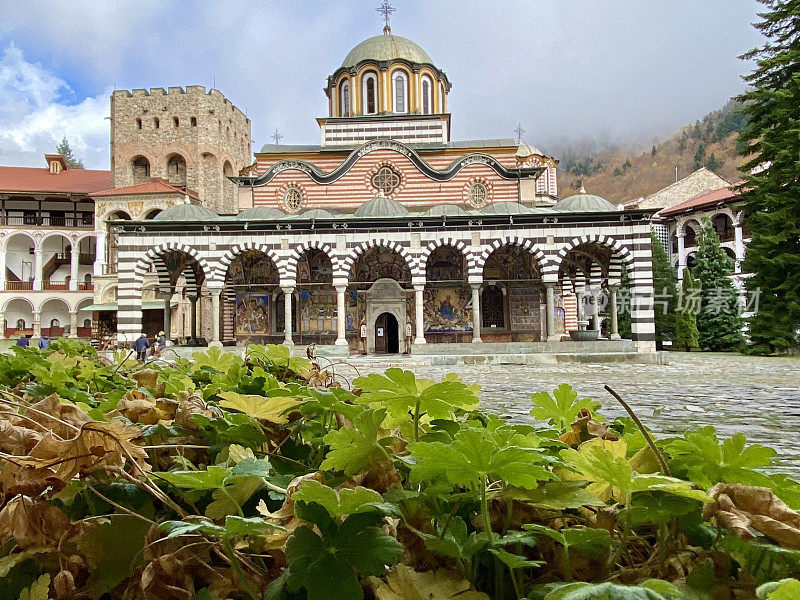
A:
340,239,416,278
553,234,634,274
214,242,284,283
134,243,213,285
285,241,338,282
476,236,550,277
417,238,476,277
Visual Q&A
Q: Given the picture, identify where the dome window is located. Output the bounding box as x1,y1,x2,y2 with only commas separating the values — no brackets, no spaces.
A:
421,76,433,115
283,187,304,212
340,81,350,117
468,182,488,207
363,73,378,115
392,71,408,113
371,166,401,196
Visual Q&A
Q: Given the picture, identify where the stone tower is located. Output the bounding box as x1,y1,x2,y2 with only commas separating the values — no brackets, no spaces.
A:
109,86,251,214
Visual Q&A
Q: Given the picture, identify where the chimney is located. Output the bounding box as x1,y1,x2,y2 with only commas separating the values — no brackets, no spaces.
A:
44,154,68,174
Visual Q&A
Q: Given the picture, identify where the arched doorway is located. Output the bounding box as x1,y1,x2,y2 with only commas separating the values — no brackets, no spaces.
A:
374,312,399,354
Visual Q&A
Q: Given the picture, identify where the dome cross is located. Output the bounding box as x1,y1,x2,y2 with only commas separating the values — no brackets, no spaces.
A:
376,1,396,31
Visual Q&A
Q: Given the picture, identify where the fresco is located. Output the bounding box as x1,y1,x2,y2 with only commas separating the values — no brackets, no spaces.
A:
298,288,336,334
555,293,566,334
297,249,333,284
352,247,410,282
423,286,472,332
483,245,540,281
227,250,279,287
235,293,270,335
426,246,465,282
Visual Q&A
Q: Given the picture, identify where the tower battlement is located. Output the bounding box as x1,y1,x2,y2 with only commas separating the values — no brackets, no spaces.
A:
112,86,248,121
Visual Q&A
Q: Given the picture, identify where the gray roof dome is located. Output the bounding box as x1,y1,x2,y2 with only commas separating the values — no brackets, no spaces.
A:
295,208,335,219
354,192,409,218
481,201,532,215
153,200,218,221
342,31,434,68
423,204,469,217
235,206,287,220
555,186,617,212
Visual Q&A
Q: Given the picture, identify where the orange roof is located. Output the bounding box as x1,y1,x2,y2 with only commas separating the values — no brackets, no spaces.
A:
0,166,111,195
658,185,742,217
92,179,199,199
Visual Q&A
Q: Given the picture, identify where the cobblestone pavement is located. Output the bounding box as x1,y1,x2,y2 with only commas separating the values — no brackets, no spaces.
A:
335,353,800,475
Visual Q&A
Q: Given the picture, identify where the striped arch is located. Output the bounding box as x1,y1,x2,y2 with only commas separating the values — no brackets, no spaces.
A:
285,240,338,281
607,255,623,287
588,263,604,287
214,243,284,283
418,238,476,276
553,234,634,272
476,236,550,277
133,243,213,287
339,238,417,278
678,218,702,237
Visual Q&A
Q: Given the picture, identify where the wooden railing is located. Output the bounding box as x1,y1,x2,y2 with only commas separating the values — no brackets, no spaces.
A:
0,215,94,228
5,281,33,291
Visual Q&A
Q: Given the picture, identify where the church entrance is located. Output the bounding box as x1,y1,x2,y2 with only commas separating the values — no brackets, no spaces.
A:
374,312,399,354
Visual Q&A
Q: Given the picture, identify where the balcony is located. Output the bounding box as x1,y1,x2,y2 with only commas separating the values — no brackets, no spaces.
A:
1,214,95,228
5,281,33,291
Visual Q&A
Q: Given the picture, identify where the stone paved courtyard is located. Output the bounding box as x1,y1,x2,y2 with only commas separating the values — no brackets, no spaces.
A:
332,352,800,475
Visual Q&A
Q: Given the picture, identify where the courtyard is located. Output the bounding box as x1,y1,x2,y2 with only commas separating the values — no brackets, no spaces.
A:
334,351,800,474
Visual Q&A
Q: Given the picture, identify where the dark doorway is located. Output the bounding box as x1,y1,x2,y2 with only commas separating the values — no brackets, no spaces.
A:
375,312,399,354
142,309,164,337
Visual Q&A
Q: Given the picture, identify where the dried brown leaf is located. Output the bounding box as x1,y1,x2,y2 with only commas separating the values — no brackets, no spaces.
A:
24,394,91,438
557,409,618,448
0,495,71,549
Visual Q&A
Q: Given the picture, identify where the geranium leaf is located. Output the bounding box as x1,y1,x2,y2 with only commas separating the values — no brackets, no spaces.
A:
156,466,232,491
292,480,384,519
530,383,602,431
217,391,301,423
320,408,391,475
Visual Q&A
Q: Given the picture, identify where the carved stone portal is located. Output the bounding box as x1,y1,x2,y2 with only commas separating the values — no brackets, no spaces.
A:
365,278,407,354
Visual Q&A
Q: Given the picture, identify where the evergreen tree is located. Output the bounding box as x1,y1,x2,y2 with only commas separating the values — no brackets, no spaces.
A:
737,0,800,353
706,152,722,172
55,137,84,169
675,270,700,351
618,264,632,339
651,145,657,158
678,130,689,153
692,219,745,351
693,144,706,170
650,231,678,348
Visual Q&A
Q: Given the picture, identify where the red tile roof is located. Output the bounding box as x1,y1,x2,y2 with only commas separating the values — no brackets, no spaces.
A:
658,185,742,217
0,166,111,195
92,179,199,199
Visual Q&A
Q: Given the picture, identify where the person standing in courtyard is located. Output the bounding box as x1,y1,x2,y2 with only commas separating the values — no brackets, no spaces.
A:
133,333,150,361
38,334,50,350
16,335,29,349
405,321,412,354
154,330,166,358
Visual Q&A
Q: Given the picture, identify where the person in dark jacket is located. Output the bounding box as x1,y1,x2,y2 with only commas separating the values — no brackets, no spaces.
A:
133,333,150,361
38,335,50,350
16,335,29,348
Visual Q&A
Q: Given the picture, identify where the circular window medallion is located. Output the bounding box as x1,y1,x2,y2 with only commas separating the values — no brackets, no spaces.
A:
468,182,488,207
283,187,303,212
371,166,402,196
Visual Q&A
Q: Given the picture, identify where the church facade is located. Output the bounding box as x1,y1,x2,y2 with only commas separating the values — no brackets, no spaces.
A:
108,26,658,355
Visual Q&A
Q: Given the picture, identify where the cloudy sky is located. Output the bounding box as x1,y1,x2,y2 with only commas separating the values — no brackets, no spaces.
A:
0,1,763,170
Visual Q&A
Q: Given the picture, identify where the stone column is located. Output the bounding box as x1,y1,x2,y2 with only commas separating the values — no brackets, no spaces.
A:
94,230,106,276
335,285,348,346
470,283,482,343
608,285,621,340
69,311,78,339
734,224,744,273
282,287,294,346
676,231,686,280
413,285,426,345
32,312,41,338
0,311,5,338
162,293,172,341
33,248,43,291
0,249,6,291
187,296,198,345
209,287,222,347
545,282,559,342
69,246,79,291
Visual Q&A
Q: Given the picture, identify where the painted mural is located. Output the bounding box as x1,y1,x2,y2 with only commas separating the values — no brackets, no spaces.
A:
483,245,540,281
235,293,270,335
423,286,472,332
297,249,333,284
426,246,465,282
227,250,279,287
297,289,336,334
351,247,410,283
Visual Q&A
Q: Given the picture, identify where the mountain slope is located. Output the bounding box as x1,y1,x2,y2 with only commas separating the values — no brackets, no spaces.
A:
554,100,748,204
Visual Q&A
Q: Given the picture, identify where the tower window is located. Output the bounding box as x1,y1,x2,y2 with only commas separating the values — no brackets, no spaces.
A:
421,75,433,115
154,117,160,129
371,165,401,196
173,117,179,127
468,182,488,207
283,187,304,212
392,71,408,113
136,118,142,129
191,117,197,127
340,81,350,117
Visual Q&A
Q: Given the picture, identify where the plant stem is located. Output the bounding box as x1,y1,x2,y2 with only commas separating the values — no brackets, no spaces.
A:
413,397,421,441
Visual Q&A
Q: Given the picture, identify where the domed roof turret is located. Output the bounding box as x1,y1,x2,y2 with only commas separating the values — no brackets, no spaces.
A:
154,197,219,221
481,201,533,215
423,204,469,217
554,186,617,213
294,208,336,219
235,206,287,220
342,29,434,68
354,191,409,218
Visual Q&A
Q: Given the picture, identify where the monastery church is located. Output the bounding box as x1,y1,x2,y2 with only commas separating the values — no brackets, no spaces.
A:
0,20,658,358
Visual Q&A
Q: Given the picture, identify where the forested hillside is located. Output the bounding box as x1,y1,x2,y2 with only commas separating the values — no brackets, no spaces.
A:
553,100,749,204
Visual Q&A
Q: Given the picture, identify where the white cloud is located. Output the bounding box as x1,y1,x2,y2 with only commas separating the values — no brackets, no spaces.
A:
0,44,109,169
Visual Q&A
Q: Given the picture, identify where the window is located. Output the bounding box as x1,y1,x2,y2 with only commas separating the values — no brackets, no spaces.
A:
16,319,25,330
392,71,407,113
468,182,487,207
84,273,92,284
173,117,179,127
83,319,91,328
421,76,433,114
283,187,303,212
340,81,350,116
50,319,60,328
191,117,197,127
363,73,377,114
154,118,160,129
371,166,401,195
136,118,142,129
481,285,505,328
